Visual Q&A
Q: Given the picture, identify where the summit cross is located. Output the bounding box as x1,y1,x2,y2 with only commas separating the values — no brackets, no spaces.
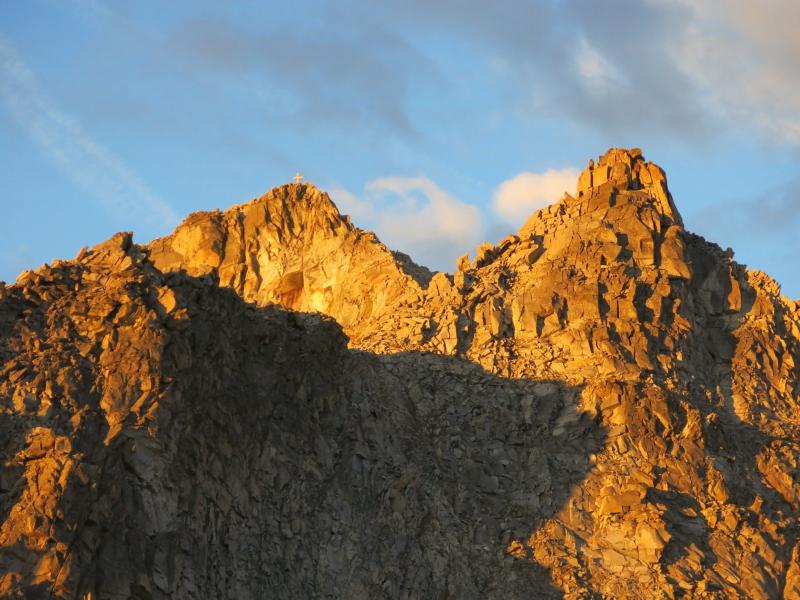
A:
293,172,304,183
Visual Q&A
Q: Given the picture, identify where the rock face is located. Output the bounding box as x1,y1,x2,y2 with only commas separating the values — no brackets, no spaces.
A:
2,148,800,598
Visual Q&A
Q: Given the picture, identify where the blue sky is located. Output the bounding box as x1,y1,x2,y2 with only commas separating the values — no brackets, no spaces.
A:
2,0,799,297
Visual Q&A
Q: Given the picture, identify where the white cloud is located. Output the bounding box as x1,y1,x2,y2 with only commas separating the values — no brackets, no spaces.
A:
329,176,482,272
329,169,583,272
492,168,579,223
367,177,481,243
0,38,178,226
326,184,375,222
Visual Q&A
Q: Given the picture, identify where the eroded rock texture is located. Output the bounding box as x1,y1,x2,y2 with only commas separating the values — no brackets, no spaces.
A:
2,148,800,598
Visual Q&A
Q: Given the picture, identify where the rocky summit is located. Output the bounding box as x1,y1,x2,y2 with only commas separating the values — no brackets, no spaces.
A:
1,148,800,599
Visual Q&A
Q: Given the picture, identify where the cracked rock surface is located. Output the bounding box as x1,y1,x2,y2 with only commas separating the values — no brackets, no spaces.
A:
2,148,800,598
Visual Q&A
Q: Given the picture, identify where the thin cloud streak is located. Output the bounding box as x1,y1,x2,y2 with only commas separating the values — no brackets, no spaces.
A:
0,38,178,227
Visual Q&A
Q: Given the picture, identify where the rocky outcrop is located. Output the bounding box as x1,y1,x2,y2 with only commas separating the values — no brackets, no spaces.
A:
147,185,430,337
1,148,799,598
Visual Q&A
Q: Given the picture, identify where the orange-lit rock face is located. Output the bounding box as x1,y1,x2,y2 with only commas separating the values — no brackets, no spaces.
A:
2,148,800,598
148,184,427,332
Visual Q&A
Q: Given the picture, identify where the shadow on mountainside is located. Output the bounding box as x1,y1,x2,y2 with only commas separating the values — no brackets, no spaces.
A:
488,232,800,597
675,303,800,596
0,266,606,599
0,413,39,525
674,237,800,595
334,349,604,598
572,236,800,596
644,337,800,596
3,229,800,597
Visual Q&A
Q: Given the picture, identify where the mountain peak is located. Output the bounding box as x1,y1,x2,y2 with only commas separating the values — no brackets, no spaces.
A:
574,147,683,226
147,180,430,334
259,181,343,220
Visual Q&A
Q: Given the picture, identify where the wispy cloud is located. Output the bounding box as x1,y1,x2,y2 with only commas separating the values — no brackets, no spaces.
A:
575,38,623,95
675,0,800,145
377,0,713,141
329,177,482,272
492,168,579,223
378,0,800,146
165,15,440,137
0,38,178,226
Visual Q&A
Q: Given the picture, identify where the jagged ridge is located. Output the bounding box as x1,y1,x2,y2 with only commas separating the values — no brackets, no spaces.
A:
1,149,800,598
